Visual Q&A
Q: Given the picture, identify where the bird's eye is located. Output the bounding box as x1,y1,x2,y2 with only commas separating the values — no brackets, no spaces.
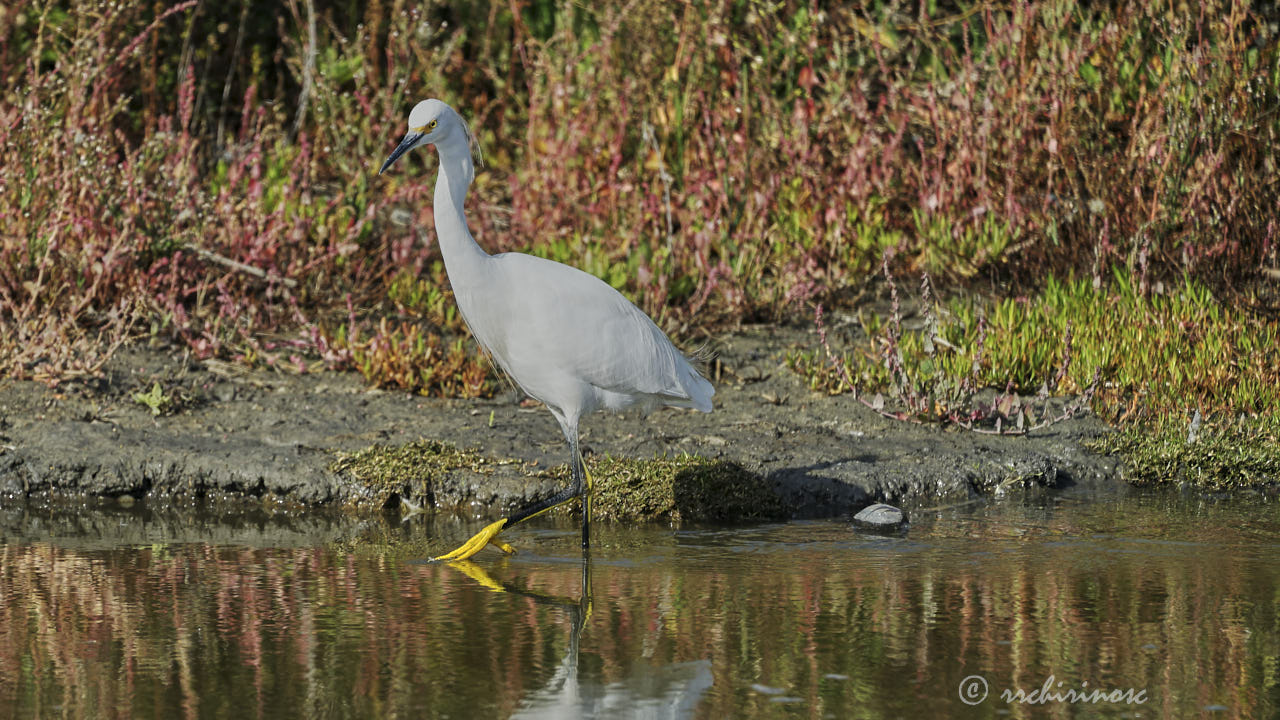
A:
428,120,438,130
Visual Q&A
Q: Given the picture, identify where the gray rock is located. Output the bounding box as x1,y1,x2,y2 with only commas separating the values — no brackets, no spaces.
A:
853,503,906,527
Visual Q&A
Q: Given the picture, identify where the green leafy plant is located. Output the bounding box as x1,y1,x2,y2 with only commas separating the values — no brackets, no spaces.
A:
132,382,173,417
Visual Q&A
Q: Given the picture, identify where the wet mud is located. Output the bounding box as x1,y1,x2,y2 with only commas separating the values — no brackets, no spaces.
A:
0,325,1118,519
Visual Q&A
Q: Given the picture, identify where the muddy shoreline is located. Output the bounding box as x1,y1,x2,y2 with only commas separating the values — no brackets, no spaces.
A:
0,325,1118,519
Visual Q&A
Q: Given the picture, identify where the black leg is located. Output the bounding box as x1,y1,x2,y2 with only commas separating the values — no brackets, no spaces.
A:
501,437,587,529
506,480,579,526
571,437,591,551
434,433,588,561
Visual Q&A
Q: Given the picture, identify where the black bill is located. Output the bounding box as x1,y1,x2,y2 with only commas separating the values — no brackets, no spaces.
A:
378,131,424,175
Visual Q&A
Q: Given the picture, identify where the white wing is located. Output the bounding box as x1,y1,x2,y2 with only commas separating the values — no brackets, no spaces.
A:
452,253,713,414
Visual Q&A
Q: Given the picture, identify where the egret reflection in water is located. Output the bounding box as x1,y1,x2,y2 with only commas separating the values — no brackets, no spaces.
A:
443,557,714,720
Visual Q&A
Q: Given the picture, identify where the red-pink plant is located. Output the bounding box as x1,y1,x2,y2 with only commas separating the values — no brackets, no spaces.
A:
1,0,1274,393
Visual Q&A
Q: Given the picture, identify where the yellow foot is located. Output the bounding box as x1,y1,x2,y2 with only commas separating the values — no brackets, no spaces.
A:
433,518,516,562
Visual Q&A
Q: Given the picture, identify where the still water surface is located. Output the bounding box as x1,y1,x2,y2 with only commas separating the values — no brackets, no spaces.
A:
0,490,1277,719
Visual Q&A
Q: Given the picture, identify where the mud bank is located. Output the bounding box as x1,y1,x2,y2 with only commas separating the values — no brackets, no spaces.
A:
0,326,1118,519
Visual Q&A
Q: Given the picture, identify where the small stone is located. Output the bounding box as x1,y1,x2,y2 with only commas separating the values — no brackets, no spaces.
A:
853,503,905,528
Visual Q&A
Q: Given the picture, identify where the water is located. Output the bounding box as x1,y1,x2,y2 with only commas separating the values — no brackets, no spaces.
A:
0,490,1277,719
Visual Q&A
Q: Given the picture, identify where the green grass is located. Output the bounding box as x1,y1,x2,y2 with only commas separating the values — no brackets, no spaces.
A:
330,439,501,510
1089,415,1280,490
797,269,1280,420
790,267,1280,486
331,440,782,521
540,454,784,523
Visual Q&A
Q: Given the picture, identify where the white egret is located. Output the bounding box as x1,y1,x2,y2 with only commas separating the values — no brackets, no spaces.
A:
379,99,714,560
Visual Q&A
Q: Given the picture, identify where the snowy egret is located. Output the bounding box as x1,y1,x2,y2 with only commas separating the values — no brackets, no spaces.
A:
379,99,714,560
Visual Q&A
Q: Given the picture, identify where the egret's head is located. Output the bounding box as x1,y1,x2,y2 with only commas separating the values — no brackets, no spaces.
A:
378,99,481,174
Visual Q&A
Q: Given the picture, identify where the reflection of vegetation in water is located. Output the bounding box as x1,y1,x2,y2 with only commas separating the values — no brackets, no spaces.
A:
0,503,1277,717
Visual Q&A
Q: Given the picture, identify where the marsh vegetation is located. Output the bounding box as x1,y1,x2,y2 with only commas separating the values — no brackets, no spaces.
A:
2,0,1277,485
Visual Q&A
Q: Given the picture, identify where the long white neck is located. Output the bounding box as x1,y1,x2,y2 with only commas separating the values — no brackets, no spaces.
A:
432,137,488,285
